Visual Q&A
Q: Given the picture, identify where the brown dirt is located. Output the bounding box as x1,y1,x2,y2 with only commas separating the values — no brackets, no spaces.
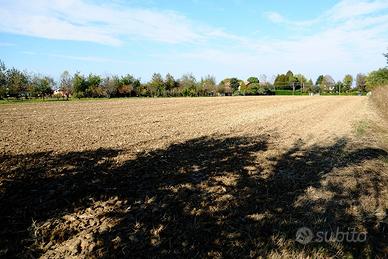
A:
0,96,387,258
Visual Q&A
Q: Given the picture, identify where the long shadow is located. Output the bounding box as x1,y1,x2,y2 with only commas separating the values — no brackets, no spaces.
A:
0,135,386,258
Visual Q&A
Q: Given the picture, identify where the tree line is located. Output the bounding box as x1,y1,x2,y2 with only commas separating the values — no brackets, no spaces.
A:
0,57,387,100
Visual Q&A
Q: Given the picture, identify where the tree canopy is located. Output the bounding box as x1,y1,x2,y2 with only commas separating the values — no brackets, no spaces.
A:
1,59,387,100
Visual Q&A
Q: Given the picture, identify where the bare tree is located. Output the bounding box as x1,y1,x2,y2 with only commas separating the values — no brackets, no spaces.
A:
60,71,73,100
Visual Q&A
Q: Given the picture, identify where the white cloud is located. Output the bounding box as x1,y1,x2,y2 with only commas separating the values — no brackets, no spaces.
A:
327,0,388,21
0,0,223,45
47,53,135,64
20,51,136,64
228,0,388,79
265,12,285,24
0,42,16,47
2,0,387,80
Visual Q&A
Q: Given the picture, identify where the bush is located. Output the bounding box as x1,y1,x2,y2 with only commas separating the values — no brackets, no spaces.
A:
366,68,388,91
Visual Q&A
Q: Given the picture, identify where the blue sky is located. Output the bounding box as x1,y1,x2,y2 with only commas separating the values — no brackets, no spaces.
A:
0,0,387,83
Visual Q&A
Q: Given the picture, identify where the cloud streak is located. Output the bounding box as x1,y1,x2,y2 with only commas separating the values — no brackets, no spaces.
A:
0,0,226,46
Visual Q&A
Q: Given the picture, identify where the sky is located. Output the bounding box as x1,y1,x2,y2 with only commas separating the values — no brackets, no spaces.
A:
0,0,387,83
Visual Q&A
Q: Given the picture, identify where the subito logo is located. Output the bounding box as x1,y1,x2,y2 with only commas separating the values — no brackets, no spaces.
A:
295,227,314,244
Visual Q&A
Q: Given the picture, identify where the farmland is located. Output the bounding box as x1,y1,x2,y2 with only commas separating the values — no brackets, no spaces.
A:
0,96,387,258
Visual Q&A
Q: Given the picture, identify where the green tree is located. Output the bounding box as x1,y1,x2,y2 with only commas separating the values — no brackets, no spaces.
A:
72,73,88,98
6,68,28,98
366,67,388,90
286,70,294,83
247,77,259,84
384,50,388,65
274,74,292,90
342,74,353,93
30,76,54,98
165,73,177,94
304,79,313,93
149,73,165,97
179,73,197,96
294,74,307,92
132,78,141,96
229,78,240,93
86,74,103,97
246,77,264,95
315,75,324,86
356,73,367,93
118,74,139,97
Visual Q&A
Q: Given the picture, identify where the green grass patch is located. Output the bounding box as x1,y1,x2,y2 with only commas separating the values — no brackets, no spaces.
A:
0,97,118,105
0,98,65,105
354,120,369,136
274,90,307,95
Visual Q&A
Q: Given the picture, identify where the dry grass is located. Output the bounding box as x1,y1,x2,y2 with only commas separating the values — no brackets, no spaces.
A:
371,86,388,121
369,86,388,150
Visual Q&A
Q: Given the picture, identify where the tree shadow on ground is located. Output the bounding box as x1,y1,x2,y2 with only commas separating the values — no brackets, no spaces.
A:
0,135,387,258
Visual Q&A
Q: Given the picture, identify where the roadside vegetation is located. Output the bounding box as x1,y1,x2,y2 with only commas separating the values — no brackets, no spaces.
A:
371,86,388,121
1,55,387,102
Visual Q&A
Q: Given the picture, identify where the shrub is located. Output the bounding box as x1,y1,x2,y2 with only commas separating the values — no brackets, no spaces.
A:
366,68,388,91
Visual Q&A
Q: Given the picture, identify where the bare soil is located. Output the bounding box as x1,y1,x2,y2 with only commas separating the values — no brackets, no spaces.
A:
0,96,387,258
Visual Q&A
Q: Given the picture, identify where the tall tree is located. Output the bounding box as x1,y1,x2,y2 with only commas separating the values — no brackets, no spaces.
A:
286,70,294,83
315,75,324,86
384,50,388,65
246,77,262,94
334,81,343,94
321,75,335,93
179,73,197,96
6,68,28,98
229,78,240,93
165,73,177,92
356,73,367,93
72,73,88,98
119,74,138,97
295,74,307,91
274,74,289,89
60,71,73,100
200,75,216,95
342,74,353,93
150,73,165,97
304,79,314,93
31,76,54,98
87,74,103,97
0,61,6,98
102,76,120,98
